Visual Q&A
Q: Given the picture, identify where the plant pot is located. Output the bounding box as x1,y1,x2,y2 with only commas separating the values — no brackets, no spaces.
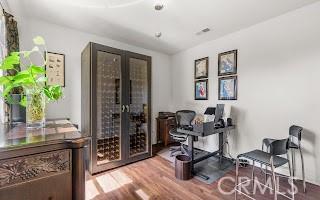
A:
26,89,46,129
9,94,26,123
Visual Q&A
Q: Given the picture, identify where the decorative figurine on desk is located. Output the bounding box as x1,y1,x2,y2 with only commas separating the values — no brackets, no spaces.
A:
192,114,204,124
0,36,63,128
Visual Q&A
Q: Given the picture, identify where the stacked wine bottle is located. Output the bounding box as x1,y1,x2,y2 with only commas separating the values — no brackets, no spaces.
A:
130,131,146,156
97,136,120,163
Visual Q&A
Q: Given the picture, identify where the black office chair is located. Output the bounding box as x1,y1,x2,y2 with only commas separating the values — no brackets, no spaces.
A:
169,110,196,157
262,125,306,192
235,139,294,200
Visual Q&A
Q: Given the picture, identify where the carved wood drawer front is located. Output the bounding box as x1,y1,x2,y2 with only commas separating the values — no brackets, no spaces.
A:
0,149,71,189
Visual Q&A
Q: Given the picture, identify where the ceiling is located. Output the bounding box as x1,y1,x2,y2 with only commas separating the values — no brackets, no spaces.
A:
6,0,319,54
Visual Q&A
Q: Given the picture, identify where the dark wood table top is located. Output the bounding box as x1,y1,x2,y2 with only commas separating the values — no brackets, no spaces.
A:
0,119,89,153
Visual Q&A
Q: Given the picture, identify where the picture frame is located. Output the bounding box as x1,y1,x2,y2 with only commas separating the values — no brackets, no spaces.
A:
218,76,237,100
194,57,208,79
45,52,65,87
195,79,208,100
218,50,237,76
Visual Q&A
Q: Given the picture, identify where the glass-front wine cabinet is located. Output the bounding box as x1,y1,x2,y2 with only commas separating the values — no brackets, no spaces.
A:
81,43,151,174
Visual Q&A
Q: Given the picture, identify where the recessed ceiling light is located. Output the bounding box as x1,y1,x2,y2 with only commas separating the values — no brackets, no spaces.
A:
155,32,162,38
154,3,164,11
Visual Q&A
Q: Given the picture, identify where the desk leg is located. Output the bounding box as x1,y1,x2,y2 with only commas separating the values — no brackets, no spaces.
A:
188,135,194,173
219,132,224,169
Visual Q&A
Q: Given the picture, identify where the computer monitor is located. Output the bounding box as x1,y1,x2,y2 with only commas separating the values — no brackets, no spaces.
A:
214,104,224,123
204,107,215,115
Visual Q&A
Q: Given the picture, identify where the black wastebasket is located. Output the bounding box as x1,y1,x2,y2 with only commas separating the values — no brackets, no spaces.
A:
175,154,192,180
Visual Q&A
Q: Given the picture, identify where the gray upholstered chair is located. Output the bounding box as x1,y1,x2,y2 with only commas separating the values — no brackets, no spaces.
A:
168,110,196,157
262,125,306,192
235,139,295,200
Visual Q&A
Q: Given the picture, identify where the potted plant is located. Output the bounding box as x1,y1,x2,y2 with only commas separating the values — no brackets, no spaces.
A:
0,36,63,128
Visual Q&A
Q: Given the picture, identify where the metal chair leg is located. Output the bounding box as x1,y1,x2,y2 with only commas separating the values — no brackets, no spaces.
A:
291,149,296,177
261,142,269,185
265,165,268,184
235,158,239,200
291,175,295,200
251,161,255,194
287,156,295,200
270,157,277,200
287,153,292,177
299,147,306,193
261,142,265,170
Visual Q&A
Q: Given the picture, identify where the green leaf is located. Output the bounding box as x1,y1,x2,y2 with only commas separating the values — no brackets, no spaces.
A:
37,76,47,83
0,53,20,70
13,78,35,86
20,95,27,107
10,52,20,56
50,85,62,100
33,36,45,45
0,76,14,85
11,72,36,87
13,73,31,83
17,70,30,75
3,84,13,97
5,95,19,104
43,87,53,100
13,73,31,80
29,65,45,74
43,85,62,101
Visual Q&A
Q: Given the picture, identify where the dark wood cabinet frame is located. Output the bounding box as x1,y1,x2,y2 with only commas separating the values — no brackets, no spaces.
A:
82,43,152,174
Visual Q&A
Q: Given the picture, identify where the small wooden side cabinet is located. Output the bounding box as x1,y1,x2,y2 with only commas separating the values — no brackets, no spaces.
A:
0,119,90,200
156,117,176,146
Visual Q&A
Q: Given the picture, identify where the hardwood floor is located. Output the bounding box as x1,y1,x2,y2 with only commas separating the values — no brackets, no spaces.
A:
86,155,320,200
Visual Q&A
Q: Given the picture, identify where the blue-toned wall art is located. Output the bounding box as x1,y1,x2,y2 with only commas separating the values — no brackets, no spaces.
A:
218,50,237,76
219,76,237,100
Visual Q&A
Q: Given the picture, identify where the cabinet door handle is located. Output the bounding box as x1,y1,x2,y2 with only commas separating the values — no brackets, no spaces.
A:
126,105,130,112
122,105,125,112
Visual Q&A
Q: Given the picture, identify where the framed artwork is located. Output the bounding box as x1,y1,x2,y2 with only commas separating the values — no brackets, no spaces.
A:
195,79,208,100
45,52,65,86
218,50,237,76
219,76,237,100
194,57,208,79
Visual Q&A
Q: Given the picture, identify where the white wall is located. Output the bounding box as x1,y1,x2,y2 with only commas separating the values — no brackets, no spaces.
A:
17,17,172,144
171,2,320,184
